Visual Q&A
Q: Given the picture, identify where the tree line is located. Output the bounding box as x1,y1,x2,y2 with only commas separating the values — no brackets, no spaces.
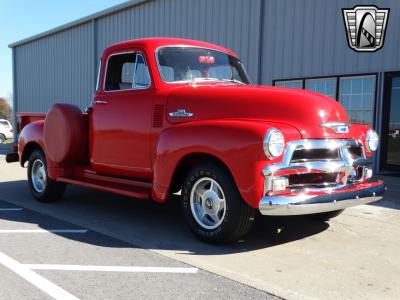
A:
0,97,12,121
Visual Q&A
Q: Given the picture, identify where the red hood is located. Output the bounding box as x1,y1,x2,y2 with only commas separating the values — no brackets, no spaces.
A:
166,84,352,139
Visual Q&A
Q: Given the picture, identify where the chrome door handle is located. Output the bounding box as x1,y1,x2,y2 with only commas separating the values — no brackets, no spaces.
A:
94,100,108,105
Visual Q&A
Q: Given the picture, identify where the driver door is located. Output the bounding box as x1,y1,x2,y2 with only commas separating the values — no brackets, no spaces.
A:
90,50,153,179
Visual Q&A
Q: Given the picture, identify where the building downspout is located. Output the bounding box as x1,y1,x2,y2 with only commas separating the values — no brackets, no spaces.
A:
257,0,265,85
11,47,18,143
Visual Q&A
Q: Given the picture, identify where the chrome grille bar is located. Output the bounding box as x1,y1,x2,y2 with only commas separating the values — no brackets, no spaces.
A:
263,139,368,194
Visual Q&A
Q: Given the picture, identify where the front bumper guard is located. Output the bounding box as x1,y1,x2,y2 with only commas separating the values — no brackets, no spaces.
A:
259,180,385,216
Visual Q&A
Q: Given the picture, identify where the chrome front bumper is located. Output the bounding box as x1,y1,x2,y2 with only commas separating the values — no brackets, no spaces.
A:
259,180,385,216
259,139,385,216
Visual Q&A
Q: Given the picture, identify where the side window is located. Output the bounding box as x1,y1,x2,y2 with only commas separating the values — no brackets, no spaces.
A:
104,53,136,91
133,54,151,89
104,52,150,91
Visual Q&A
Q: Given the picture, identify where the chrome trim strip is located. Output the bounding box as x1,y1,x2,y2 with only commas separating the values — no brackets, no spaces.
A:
259,181,385,216
320,122,350,133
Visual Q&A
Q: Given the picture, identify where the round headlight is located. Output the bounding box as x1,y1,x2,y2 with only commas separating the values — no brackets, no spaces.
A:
366,129,379,152
264,128,285,158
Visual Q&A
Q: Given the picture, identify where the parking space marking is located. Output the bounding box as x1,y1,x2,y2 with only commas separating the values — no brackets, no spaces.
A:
0,208,23,211
0,252,79,300
25,264,199,274
0,229,88,233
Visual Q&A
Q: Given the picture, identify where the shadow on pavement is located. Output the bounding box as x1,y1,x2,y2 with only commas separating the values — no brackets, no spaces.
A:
0,179,329,255
0,144,11,156
369,176,400,210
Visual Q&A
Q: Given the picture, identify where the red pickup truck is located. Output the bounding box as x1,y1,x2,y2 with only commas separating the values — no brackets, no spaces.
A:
7,38,385,243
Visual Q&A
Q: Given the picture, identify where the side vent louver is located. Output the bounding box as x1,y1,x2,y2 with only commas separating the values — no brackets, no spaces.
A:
152,105,165,128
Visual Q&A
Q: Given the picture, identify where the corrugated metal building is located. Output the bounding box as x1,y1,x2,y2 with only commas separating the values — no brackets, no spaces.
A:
9,0,400,174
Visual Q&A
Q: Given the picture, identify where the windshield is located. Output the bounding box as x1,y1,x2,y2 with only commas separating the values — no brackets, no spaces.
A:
157,47,250,84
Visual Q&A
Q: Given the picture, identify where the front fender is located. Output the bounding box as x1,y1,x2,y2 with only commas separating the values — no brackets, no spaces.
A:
152,119,301,208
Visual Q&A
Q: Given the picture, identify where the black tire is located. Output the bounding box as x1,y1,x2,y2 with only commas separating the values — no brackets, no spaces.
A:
309,209,344,221
182,162,255,244
27,149,66,203
0,134,5,144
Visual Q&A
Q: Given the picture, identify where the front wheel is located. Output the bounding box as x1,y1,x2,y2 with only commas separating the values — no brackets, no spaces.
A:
182,163,255,244
0,134,5,144
27,149,66,202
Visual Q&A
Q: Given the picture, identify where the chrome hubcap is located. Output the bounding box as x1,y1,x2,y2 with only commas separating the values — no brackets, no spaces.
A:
190,177,226,230
31,159,46,193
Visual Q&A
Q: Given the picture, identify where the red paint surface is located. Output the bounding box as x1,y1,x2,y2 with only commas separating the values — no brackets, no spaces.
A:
16,38,377,208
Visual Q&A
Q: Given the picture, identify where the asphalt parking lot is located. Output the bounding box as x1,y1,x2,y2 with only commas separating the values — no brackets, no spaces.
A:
0,147,399,300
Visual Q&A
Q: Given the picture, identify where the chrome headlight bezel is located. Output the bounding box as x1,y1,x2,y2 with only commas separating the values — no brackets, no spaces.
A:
263,128,285,158
366,129,379,152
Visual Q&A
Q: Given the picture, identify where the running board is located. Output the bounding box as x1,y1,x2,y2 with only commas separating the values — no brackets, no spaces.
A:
57,176,151,200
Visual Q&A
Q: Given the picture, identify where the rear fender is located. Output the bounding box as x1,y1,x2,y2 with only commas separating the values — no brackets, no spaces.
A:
152,119,301,208
18,120,46,166
18,120,71,179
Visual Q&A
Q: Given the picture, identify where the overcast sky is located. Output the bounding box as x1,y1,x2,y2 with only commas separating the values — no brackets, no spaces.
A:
0,0,127,104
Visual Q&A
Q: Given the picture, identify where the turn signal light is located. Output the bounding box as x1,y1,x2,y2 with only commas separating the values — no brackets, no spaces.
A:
272,177,289,192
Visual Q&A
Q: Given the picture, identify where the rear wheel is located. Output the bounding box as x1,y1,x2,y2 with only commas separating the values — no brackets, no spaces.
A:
182,163,255,244
27,149,66,202
309,209,344,221
0,134,5,144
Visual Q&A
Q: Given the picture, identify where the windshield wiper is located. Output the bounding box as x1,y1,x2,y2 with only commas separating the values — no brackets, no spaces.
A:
217,78,246,85
189,77,245,85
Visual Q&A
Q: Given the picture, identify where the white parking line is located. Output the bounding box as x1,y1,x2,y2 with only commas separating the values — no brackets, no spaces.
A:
25,264,199,274
0,208,23,211
0,229,88,233
0,252,79,300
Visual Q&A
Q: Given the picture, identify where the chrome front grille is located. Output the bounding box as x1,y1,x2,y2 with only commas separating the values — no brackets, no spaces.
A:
290,145,363,163
291,148,339,162
263,139,370,194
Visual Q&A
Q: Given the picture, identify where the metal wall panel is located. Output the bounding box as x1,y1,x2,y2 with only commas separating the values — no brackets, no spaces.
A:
95,0,261,82
12,0,400,113
14,22,94,112
261,0,400,84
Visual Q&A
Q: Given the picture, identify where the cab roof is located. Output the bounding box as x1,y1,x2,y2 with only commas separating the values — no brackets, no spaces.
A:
103,37,237,57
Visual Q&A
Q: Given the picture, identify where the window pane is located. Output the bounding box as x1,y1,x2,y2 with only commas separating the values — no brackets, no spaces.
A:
305,78,336,99
134,54,151,88
275,80,302,89
105,53,136,91
341,79,351,94
351,79,362,94
121,62,134,84
362,94,373,110
159,66,174,81
363,77,374,94
362,111,372,126
351,95,362,110
339,76,376,127
326,80,335,97
209,65,233,79
341,95,351,108
157,46,250,84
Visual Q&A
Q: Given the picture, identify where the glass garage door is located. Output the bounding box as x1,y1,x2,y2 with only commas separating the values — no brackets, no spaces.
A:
383,73,400,171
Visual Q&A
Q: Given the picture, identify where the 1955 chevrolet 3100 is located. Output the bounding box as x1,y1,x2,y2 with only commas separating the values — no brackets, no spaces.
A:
7,38,385,243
